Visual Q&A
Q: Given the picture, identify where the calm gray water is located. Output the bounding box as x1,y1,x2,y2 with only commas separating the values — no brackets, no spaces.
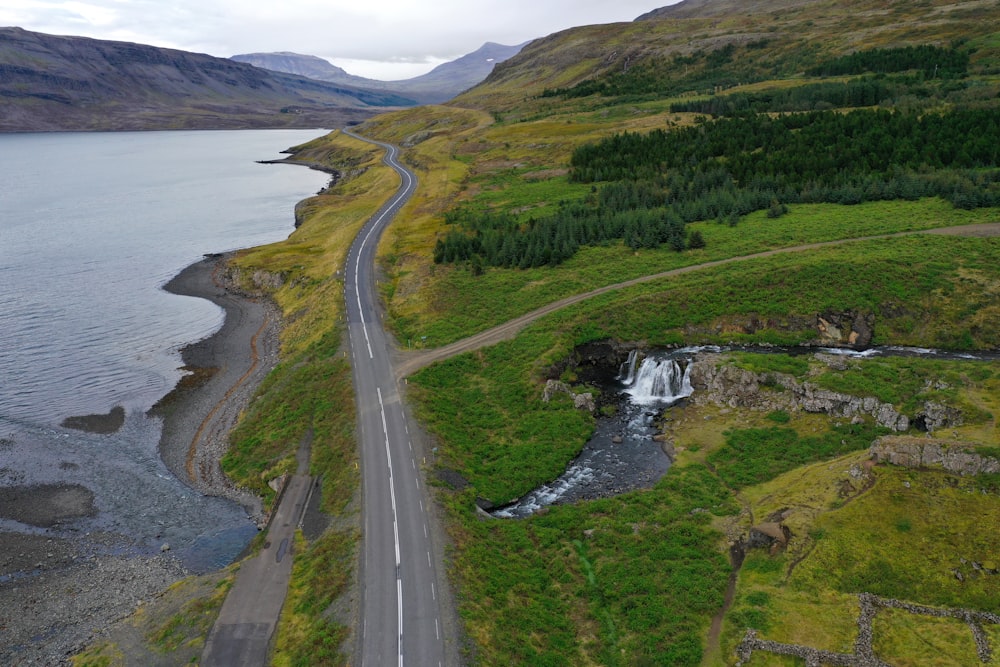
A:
0,129,331,570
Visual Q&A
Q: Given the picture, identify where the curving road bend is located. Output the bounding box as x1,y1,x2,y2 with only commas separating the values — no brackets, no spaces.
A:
342,130,449,667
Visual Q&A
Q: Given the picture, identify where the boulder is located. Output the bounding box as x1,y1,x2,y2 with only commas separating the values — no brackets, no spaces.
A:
542,379,596,414
914,401,964,432
747,522,791,554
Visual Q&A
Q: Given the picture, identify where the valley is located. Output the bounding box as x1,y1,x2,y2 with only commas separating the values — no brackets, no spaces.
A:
31,0,1000,665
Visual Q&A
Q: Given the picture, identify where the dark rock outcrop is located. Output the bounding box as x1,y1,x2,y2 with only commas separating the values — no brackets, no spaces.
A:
747,522,791,554
870,436,1000,476
688,353,911,431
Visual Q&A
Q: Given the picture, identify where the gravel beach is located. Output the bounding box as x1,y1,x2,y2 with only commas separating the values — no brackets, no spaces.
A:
0,252,278,665
156,252,280,519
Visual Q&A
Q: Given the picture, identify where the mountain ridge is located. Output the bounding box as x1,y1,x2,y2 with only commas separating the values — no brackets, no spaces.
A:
0,26,417,132
232,41,528,104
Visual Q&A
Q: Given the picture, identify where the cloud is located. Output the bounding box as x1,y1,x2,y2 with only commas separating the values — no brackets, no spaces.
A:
3,0,681,78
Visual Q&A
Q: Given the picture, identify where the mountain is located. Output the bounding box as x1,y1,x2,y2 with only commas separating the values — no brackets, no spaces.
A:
636,0,818,20
232,42,528,105
230,51,375,88
0,27,418,132
453,0,1000,113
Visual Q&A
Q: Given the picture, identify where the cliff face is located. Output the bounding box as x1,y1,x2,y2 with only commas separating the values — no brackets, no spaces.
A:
870,436,1000,476
0,27,415,132
688,353,964,433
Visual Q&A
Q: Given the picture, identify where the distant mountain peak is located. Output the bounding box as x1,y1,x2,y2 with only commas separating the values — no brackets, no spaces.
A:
232,41,528,104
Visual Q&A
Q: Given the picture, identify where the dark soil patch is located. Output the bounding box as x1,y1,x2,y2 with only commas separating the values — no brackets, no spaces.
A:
61,405,125,434
0,484,97,527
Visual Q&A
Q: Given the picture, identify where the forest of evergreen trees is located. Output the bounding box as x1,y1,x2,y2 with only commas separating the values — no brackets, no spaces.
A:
568,108,1000,190
667,77,968,116
542,44,969,105
805,44,969,78
434,107,1000,272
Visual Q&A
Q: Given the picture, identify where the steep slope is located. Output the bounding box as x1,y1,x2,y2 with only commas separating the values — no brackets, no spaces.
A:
0,27,417,132
232,42,527,104
636,0,820,20
453,0,1000,113
394,41,530,102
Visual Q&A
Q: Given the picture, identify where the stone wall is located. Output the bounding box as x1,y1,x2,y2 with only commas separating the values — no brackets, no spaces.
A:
736,592,999,666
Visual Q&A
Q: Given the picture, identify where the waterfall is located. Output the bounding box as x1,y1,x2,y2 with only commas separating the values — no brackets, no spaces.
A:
618,349,639,384
624,356,693,405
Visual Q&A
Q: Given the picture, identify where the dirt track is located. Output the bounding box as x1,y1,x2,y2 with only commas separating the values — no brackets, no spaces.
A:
394,223,1000,378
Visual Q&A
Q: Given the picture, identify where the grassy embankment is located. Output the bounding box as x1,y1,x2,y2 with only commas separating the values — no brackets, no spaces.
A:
75,129,399,666
358,7,1000,664
359,32,1000,666
406,230,1000,664
221,130,400,665
378,108,1000,665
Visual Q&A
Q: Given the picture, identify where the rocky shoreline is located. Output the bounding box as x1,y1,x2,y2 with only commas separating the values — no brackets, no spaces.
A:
155,252,280,520
0,252,278,665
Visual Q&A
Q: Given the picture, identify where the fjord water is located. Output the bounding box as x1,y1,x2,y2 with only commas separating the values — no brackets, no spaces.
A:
0,129,330,569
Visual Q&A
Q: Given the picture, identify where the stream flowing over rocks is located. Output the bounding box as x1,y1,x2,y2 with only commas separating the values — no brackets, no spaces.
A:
496,341,990,518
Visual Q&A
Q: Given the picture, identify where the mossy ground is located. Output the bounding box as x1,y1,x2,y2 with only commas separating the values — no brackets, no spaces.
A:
78,4,1000,663
653,354,1000,666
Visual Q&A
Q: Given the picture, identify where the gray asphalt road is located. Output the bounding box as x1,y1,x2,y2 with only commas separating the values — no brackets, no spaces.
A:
343,130,448,667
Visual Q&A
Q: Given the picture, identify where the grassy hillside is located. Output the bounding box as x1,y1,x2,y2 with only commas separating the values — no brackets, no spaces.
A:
351,1,1000,665
458,0,1000,116
79,1,1000,664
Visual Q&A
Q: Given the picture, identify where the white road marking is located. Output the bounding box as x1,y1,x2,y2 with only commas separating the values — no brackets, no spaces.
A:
377,387,404,665
348,137,414,360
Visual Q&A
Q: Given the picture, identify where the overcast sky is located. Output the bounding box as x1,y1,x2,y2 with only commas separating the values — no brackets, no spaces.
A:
2,1,682,80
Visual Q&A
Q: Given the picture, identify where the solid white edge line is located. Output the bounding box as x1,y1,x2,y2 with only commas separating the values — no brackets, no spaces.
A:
347,133,415,361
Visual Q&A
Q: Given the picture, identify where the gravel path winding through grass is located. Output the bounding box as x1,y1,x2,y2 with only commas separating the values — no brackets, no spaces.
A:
394,223,1000,379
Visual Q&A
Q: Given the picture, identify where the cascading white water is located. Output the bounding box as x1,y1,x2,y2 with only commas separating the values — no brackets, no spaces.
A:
624,356,694,405
618,349,639,384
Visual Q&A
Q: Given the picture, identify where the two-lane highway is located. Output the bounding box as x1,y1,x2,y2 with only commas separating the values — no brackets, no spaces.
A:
342,130,448,667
